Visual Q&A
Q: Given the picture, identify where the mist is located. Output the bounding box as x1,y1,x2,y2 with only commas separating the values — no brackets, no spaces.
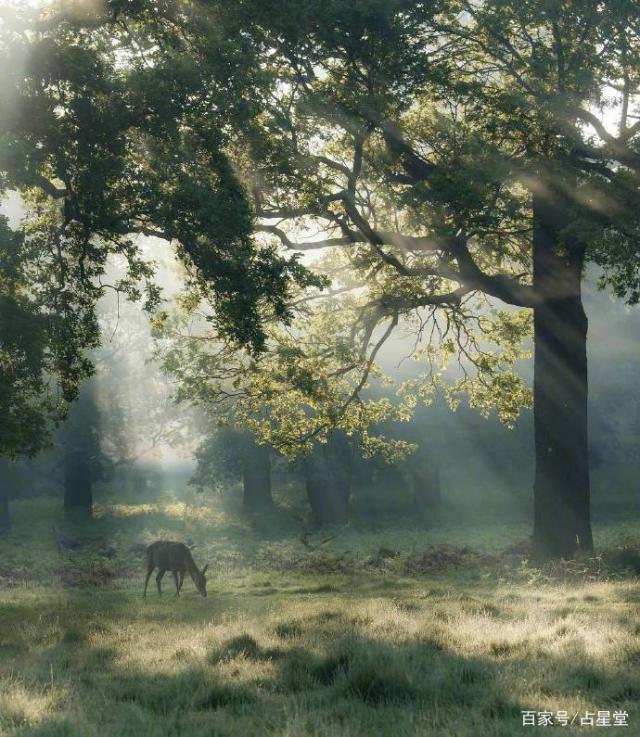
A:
1,2,639,735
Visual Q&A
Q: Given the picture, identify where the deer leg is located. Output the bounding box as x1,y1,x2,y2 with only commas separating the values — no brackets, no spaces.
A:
177,571,185,594
172,570,180,596
156,569,165,595
143,564,154,598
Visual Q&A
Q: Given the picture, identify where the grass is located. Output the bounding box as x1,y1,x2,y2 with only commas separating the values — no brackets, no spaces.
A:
0,492,639,736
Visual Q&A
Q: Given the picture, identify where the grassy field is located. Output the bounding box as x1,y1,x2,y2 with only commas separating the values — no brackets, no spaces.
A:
1,492,639,737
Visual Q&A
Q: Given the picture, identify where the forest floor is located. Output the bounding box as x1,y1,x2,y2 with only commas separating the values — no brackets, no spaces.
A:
0,493,639,737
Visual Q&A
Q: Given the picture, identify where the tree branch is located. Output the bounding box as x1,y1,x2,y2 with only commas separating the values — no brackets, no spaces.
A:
256,225,359,250
572,108,640,171
449,234,538,307
25,174,66,199
381,120,436,185
257,222,445,255
378,286,473,310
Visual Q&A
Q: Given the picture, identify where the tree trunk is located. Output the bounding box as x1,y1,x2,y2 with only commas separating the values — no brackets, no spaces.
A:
241,436,273,510
303,437,350,525
0,459,10,532
64,449,93,518
63,380,100,518
532,188,593,561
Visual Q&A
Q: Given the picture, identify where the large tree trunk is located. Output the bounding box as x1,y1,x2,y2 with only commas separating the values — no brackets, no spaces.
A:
532,188,593,561
0,459,10,532
241,436,273,510
64,449,93,518
303,436,350,525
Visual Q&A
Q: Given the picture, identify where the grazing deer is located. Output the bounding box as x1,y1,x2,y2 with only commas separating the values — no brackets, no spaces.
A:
143,541,209,598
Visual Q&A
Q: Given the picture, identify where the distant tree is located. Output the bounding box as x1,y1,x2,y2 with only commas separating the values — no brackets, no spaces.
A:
240,433,273,511
191,426,273,511
409,450,442,514
63,379,107,517
303,432,352,525
0,458,11,532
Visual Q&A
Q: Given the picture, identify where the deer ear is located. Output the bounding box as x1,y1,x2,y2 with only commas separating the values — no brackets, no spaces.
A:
201,564,209,575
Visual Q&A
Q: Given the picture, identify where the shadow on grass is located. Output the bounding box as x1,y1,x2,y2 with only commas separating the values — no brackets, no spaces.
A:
205,628,526,713
4,604,640,737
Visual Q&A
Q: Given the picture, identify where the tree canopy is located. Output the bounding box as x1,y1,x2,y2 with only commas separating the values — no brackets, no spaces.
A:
154,0,640,559
0,0,321,455
1,0,639,557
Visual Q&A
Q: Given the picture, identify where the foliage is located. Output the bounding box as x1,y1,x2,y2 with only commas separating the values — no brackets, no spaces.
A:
5,0,639,453
155,253,532,460
153,0,635,458
189,425,244,492
0,214,96,456
0,0,321,456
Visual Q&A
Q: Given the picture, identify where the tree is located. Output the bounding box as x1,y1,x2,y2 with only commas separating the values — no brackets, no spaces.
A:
240,433,273,511
408,447,442,514
303,432,352,525
0,0,321,465
193,0,639,559
0,458,11,532
63,383,97,517
190,426,273,511
437,0,640,557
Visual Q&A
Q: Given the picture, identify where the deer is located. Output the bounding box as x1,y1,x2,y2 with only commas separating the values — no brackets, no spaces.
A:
143,541,209,598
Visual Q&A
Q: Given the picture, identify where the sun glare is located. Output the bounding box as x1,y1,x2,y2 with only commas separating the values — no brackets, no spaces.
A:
1,0,105,15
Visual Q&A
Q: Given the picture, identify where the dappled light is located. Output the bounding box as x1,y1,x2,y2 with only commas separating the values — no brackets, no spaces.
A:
1,0,640,734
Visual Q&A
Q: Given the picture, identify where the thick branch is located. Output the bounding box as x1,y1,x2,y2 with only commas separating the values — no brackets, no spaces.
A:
256,225,360,250
381,120,436,185
25,174,66,199
620,119,640,143
450,234,538,307
260,193,537,310
258,222,445,254
572,108,640,171
378,286,473,310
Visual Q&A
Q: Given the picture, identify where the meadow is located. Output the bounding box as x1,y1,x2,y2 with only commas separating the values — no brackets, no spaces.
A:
0,489,639,737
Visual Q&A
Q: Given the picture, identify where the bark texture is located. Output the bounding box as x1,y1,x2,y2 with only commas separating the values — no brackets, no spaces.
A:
532,186,593,560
